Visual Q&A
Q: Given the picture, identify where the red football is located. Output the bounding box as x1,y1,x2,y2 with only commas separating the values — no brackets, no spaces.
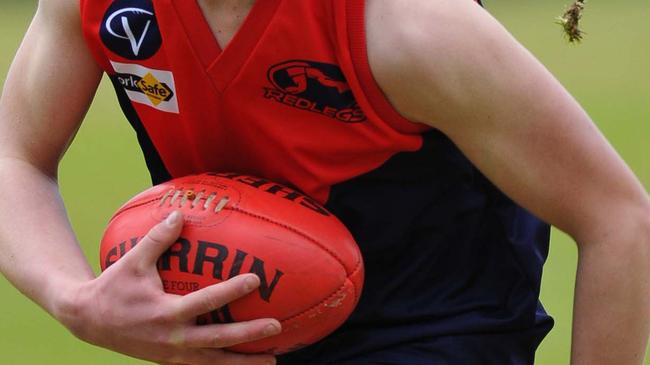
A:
99,172,364,354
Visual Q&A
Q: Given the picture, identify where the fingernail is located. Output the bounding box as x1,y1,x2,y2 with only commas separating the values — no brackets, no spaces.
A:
165,211,181,226
243,275,258,292
264,323,281,336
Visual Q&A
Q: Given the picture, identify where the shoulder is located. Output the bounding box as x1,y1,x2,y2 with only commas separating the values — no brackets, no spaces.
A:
36,0,81,26
365,0,498,73
364,0,536,127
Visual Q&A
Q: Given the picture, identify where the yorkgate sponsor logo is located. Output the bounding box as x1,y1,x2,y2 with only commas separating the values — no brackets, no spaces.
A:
111,61,179,113
100,0,162,60
117,72,174,106
264,60,367,123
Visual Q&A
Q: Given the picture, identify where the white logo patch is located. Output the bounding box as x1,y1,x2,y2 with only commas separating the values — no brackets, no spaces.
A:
100,0,162,60
111,61,179,114
105,8,154,57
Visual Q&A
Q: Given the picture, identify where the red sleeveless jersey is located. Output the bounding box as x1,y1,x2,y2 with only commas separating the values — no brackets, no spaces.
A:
79,0,442,202
80,1,554,364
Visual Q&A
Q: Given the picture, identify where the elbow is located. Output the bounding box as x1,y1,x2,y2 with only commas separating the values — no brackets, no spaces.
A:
573,195,650,256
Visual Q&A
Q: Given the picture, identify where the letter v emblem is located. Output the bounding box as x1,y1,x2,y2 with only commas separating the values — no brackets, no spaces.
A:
121,17,151,57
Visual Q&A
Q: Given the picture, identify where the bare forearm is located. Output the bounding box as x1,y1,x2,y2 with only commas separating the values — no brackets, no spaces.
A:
0,158,95,317
572,213,650,364
0,160,282,365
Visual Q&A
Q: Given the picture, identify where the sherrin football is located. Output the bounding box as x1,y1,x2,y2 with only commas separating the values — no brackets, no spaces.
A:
99,172,364,354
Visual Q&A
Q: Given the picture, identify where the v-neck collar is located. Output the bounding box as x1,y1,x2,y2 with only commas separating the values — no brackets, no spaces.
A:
169,0,281,90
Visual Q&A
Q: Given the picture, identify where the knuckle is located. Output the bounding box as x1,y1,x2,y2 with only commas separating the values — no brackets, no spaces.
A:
129,260,149,278
150,306,176,325
145,225,170,246
212,332,226,347
164,327,187,348
200,292,223,312
211,325,250,348
222,280,247,301
235,325,256,343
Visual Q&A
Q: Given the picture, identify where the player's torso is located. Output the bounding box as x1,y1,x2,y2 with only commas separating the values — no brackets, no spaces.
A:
80,0,426,202
80,1,551,364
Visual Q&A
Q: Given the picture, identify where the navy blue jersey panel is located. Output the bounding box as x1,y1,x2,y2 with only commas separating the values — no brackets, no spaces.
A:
335,329,553,365
109,76,172,185
278,130,553,365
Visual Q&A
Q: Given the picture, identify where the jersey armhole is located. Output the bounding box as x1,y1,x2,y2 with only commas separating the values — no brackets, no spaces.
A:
336,0,430,134
79,0,114,72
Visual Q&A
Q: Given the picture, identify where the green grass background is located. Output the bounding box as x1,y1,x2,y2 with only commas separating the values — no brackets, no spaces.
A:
0,1,648,363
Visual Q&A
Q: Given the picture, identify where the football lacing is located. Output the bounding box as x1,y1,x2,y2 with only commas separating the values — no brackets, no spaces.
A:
158,188,230,213
170,189,182,206
214,196,230,213
191,191,204,208
203,192,217,209
159,189,173,207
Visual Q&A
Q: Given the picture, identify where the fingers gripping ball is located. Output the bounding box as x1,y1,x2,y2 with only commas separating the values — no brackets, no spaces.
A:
99,173,364,354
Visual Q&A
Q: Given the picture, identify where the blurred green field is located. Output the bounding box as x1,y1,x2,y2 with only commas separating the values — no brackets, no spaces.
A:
0,1,648,364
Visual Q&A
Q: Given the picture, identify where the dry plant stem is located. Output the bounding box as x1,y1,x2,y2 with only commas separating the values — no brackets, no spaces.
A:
558,0,586,43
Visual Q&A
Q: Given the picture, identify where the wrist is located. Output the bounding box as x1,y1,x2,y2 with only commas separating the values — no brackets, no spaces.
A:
47,277,95,339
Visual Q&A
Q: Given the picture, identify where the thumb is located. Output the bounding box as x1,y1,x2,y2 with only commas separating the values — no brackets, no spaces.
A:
127,210,184,267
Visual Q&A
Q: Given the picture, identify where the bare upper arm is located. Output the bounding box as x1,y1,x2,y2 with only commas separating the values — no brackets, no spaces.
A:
366,0,650,242
0,0,103,177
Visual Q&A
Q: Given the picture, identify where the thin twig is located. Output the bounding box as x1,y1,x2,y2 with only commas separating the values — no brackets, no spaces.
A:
557,0,586,43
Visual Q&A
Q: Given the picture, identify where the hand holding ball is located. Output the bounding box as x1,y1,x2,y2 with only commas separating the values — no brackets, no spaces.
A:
99,173,364,354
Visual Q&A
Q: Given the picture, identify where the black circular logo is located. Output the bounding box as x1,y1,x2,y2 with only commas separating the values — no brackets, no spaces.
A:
100,0,162,60
266,60,367,123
